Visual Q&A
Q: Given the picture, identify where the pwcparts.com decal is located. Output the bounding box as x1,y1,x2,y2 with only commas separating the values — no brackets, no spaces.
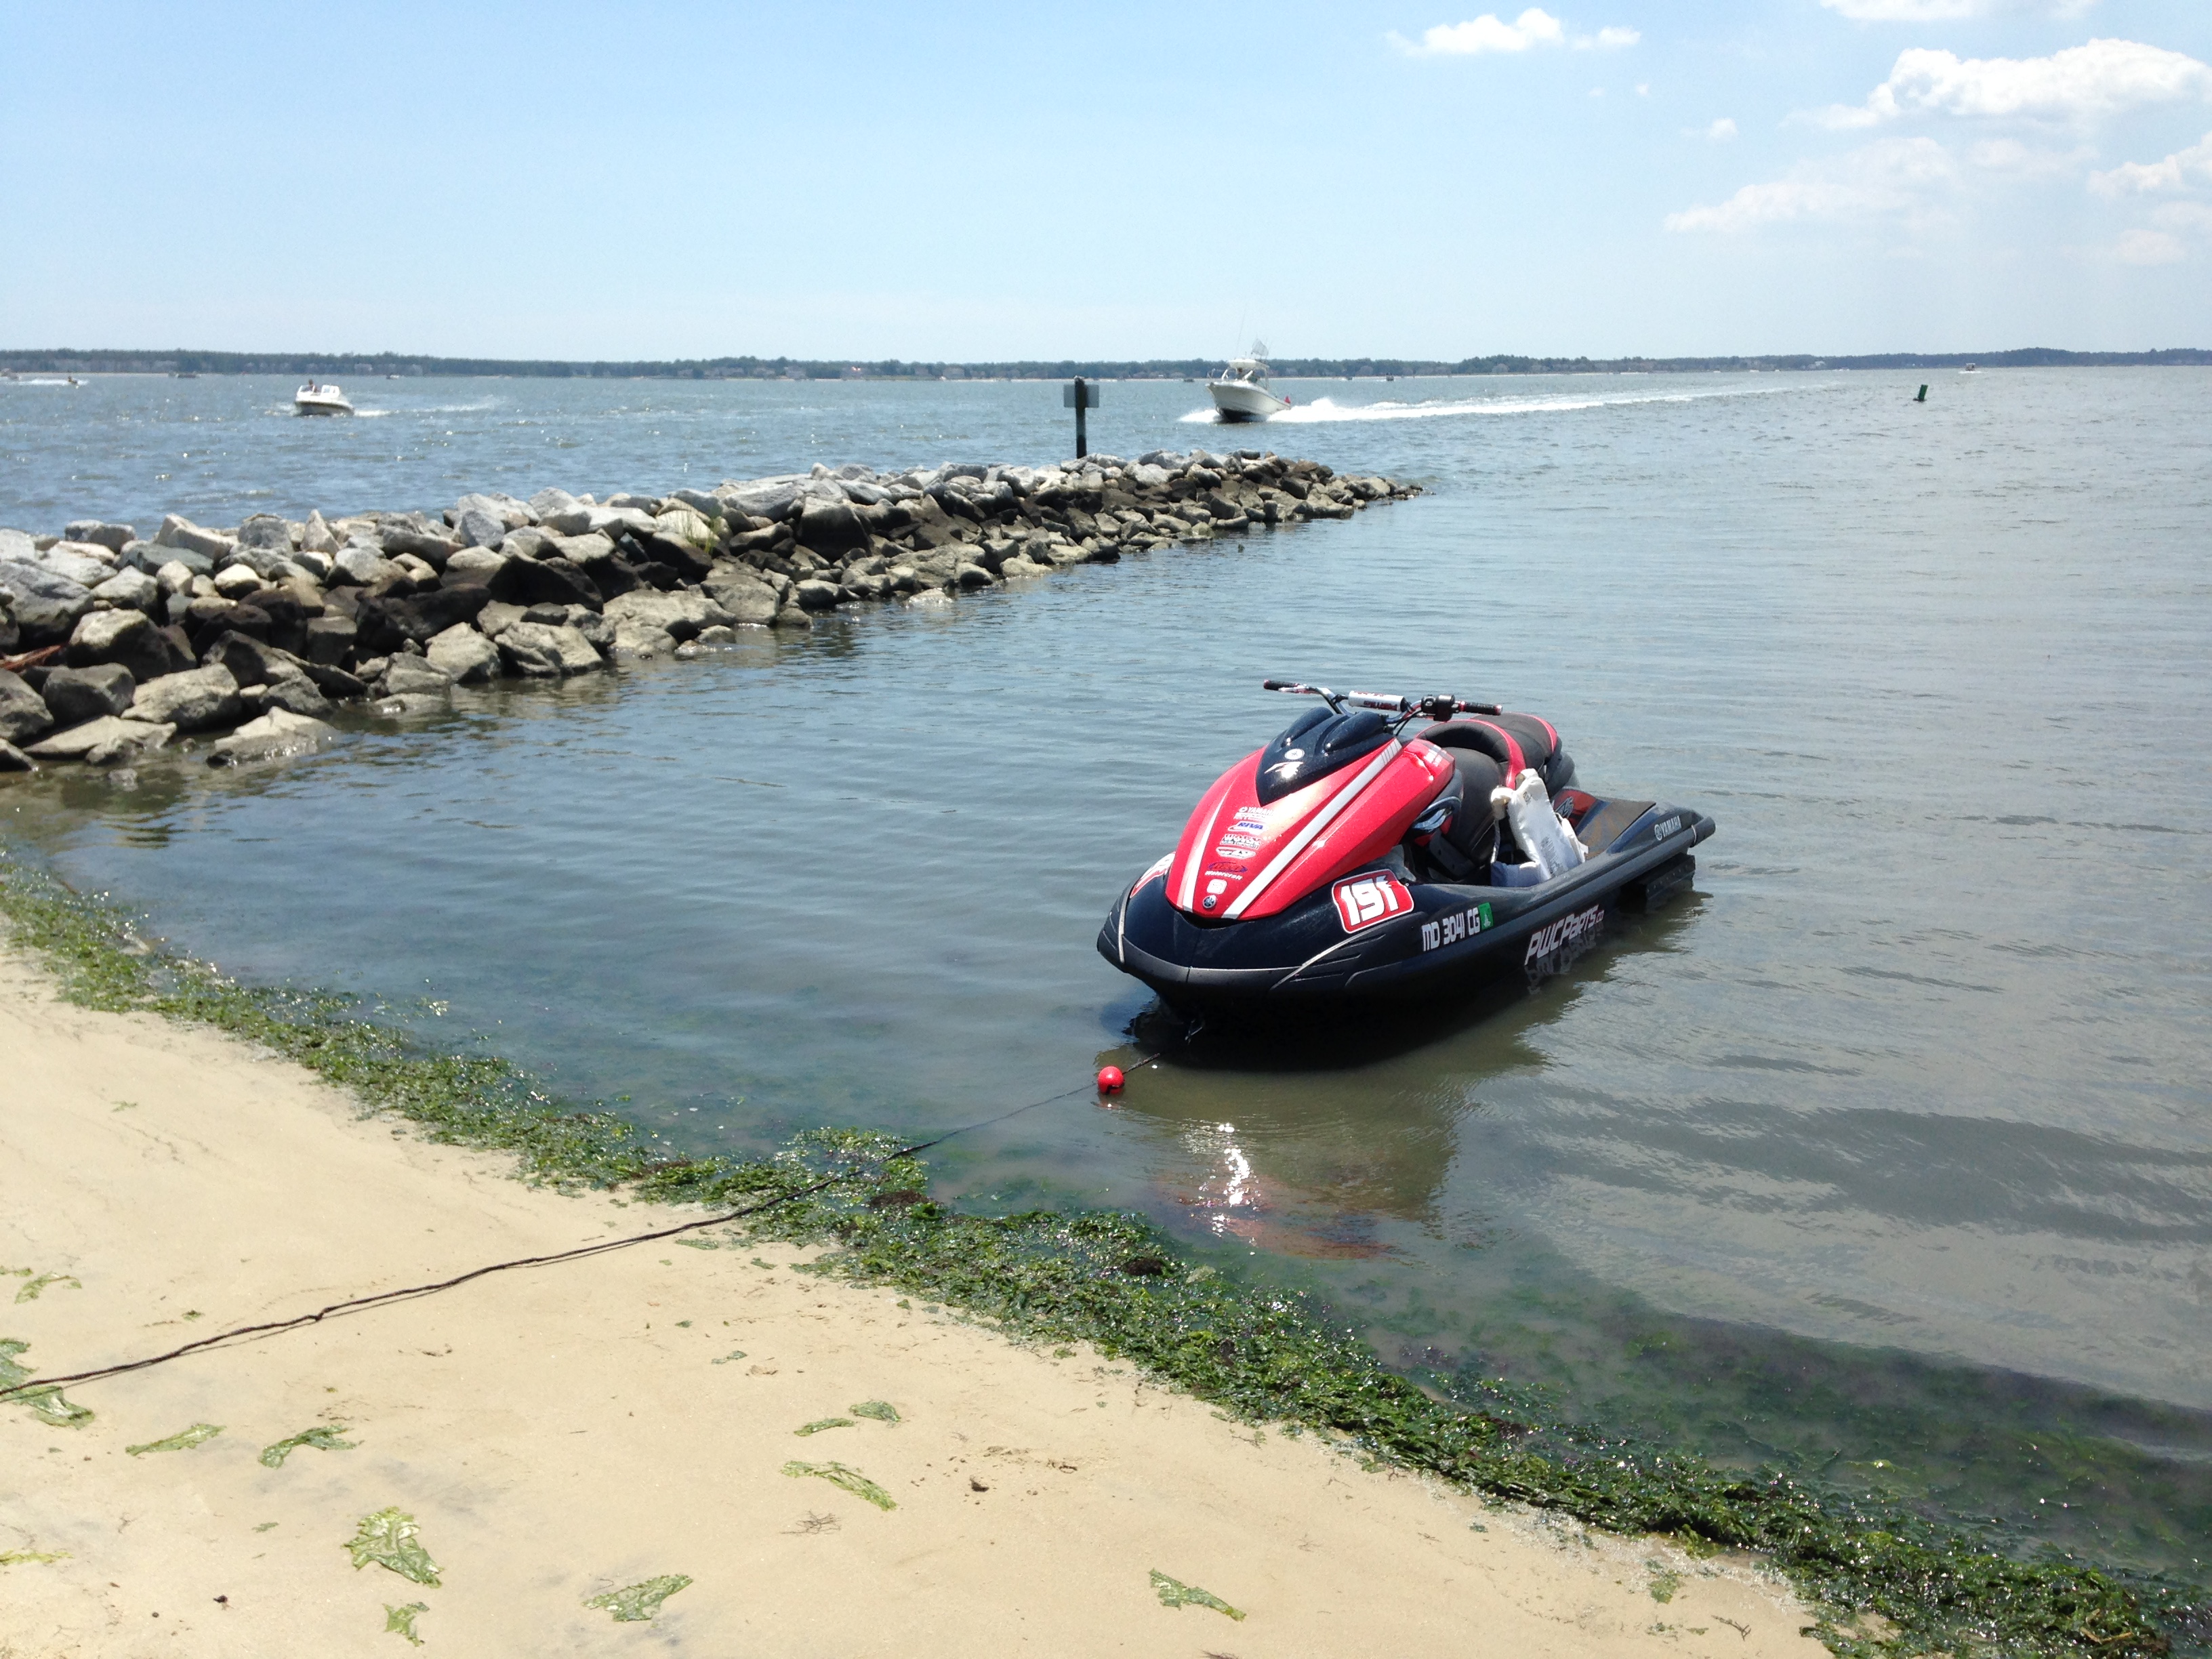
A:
1523,903,1605,967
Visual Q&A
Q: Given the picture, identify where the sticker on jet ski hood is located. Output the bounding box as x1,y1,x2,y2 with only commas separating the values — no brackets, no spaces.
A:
1330,871,1412,933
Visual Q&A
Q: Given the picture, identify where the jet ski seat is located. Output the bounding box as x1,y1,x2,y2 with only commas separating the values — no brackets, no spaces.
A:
1420,714,1575,796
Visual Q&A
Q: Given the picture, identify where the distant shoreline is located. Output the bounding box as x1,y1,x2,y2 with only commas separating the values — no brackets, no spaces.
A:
3,346,2207,380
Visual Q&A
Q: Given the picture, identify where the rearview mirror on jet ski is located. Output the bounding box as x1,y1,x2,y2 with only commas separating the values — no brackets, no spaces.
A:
1097,678,1717,1021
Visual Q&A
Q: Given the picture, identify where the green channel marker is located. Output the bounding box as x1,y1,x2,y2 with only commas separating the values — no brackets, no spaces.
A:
586,1574,693,1622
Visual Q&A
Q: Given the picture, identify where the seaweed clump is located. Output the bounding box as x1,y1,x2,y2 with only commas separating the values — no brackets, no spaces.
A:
0,855,2193,1659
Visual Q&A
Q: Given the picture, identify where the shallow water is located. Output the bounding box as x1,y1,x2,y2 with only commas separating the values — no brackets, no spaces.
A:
5,368,2209,1578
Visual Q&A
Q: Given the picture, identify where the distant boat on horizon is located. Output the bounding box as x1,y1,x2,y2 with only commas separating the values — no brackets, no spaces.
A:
1208,343,1292,422
295,381,354,416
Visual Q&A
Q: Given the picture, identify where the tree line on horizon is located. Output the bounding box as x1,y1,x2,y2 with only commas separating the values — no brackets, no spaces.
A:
3,346,2206,378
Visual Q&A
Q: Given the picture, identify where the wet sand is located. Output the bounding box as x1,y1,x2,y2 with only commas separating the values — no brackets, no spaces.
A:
0,942,1823,1657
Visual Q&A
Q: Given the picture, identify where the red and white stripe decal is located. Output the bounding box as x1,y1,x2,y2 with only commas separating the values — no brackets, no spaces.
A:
1177,791,1231,913
1224,743,1400,920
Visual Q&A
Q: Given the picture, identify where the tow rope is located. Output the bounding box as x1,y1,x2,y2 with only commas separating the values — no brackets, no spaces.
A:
1,1054,1161,1403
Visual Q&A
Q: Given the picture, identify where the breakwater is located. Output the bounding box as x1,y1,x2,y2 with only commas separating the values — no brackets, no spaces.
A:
0,449,1416,773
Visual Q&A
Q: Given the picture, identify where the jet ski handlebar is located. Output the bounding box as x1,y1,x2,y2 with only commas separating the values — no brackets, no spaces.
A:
1261,679,1502,722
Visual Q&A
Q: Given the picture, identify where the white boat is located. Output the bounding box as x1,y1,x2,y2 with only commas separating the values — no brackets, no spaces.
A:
294,381,354,416
1208,346,1291,422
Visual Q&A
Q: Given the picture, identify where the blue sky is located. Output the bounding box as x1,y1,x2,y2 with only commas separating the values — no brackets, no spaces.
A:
3,1,2207,358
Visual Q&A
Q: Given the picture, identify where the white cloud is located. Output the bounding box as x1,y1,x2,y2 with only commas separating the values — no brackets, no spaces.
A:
2112,227,2186,263
1966,137,2090,176
1397,9,1565,54
2089,130,2212,194
1665,137,1958,232
1706,117,1740,142
1820,0,2097,18
2153,201,2212,232
1807,39,2212,129
1576,25,1639,48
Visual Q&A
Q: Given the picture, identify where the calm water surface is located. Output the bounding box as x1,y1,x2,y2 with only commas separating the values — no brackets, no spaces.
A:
5,369,2208,1578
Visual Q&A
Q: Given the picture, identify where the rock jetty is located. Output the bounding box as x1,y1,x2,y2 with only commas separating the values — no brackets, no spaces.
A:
0,449,1417,775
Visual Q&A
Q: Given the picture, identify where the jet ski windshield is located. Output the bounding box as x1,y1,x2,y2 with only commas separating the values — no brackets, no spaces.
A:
1254,706,1393,804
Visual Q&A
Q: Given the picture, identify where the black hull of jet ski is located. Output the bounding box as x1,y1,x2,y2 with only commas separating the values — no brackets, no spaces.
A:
1097,801,1715,1017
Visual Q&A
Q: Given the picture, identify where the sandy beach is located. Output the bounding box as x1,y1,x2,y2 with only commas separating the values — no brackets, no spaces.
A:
0,940,1822,1658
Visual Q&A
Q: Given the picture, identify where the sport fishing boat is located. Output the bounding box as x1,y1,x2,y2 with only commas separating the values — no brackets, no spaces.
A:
1208,347,1292,423
294,381,354,416
1097,680,1715,1017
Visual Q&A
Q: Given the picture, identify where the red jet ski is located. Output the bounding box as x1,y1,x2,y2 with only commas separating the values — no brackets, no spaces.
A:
1097,679,1715,1017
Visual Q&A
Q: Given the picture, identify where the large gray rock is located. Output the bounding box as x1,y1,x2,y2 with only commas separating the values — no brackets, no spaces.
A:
0,560,95,642
794,577,844,610
304,615,357,665
378,655,455,698
224,542,305,582
652,508,716,552
65,520,136,553
426,623,501,684
601,588,727,639
701,568,779,626
451,492,534,531
90,566,162,613
331,545,400,588
67,607,173,677
260,670,335,719
452,508,506,550
720,476,808,522
155,514,237,562
496,621,602,678
610,619,676,659
443,546,507,582
528,488,581,520
127,539,211,577
377,522,459,569
795,499,867,555
235,514,294,550
301,511,340,555
34,544,115,587
213,564,266,600
129,663,242,733
0,529,35,562
26,714,175,763
207,708,336,766
0,670,56,745
0,739,33,773
43,663,137,724
666,488,726,520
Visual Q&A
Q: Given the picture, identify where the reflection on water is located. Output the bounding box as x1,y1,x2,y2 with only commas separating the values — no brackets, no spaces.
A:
7,368,2210,1580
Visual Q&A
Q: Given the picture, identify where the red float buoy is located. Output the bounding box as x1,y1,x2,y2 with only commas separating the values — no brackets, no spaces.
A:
1096,1065,1126,1095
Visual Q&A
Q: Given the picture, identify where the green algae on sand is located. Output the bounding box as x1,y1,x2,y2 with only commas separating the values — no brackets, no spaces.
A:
126,1422,223,1456
586,1574,693,1622
0,1337,93,1427
260,1423,357,1467
794,1416,855,1436
782,1460,897,1510
0,1547,71,1567
14,1271,80,1303
851,1399,901,1424
346,1508,441,1586
383,1601,428,1645
1150,1569,1245,1620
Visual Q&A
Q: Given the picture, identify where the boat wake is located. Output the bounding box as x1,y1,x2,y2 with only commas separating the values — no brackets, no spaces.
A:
1178,382,1831,426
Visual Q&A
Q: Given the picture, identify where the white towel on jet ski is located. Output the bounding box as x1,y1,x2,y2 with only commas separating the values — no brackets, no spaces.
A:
1492,770,1588,880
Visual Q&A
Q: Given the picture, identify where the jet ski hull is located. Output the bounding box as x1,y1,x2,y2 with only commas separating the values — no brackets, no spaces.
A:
1099,801,1714,1015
